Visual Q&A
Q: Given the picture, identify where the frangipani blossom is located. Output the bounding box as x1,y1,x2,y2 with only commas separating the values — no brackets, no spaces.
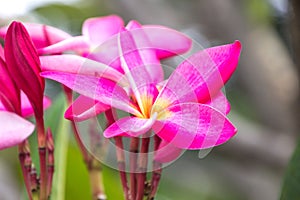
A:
42,28,241,150
39,18,192,120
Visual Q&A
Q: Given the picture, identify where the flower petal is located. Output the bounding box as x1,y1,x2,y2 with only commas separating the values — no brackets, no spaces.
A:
38,36,89,55
65,95,110,121
154,41,241,110
153,103,237,149
0,111,34,150
41,71,140,116
103,114,157,138
0,23,71,49
0,45,4,60
19,92,51,117
5,21,45,116
207,92,230,115
82,15,124,45
0,56,20,113
40,54,127,85
154,140,183,163
142,25,192,59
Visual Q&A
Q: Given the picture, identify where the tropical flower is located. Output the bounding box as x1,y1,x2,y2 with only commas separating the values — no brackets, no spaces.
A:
39,16,192,121
42,28,241,150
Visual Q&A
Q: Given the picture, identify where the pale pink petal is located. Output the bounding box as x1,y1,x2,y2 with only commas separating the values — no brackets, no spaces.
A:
82,15,124,44
154,140,183,163
0,23,71,49
152,103,237,149
38,36,89,55
19,92,51,117
103,114,157,138
65,95,110,121
142,25,192,59
154,41,241,110
0,111,34,150
207,92,230,115
41,71,140,116
40,54,127,86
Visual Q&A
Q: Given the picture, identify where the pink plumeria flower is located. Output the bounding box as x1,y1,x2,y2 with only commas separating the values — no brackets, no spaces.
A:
39,17,192,120
42,28,241,150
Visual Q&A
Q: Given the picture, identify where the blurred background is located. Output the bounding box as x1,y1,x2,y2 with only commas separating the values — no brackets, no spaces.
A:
0,0,299,199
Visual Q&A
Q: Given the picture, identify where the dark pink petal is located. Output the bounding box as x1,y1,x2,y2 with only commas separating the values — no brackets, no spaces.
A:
0,45,4,60
40,54,127,85
38,36,90,55
155,41,241,110
154,140,183,163
0,23,71,49
0,57,20,114
82,15,124,44
0,111,34,150
152,103,237,149
5,21,45,117
142,25,192,59
41,71,140,116
64,95,110,121
103,114,157,138
207,92,230,115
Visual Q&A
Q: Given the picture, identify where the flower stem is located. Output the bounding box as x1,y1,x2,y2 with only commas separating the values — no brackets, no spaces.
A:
46,128,54,198
63,87,107,200
30,164,39,200
36,116,47,200
18,141,33,200
136,135,150,200
148,135,162,200
129,137,139,200
115,136,130,200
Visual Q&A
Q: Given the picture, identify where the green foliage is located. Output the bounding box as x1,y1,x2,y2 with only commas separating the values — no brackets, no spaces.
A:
280,139,300,200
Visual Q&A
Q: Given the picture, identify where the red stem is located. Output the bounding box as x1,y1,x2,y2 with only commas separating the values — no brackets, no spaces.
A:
136,136,150,200
18,141,33,200
130,138,139,200
115,137,130,200
36,116,47,200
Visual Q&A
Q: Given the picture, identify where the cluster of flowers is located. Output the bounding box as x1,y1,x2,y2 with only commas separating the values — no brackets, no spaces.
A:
0,15,241,200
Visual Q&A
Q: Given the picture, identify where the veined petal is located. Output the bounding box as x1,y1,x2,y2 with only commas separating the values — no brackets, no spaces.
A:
207,92,230,115
154,140,183,163
41,71,140,116
153,103,237,149
65,95,110,121
142,25,192,59
103,113,157,138
5,21,45,116
118,28,161,116
82,15,124,44
0,111,34,150
0,23,71,48
125,21,164,83
38,36,89,55
154,41,241,111
40,54,127,86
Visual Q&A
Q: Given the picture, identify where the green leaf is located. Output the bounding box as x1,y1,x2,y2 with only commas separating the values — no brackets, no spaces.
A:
280,139,300,200
50,95,69,200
